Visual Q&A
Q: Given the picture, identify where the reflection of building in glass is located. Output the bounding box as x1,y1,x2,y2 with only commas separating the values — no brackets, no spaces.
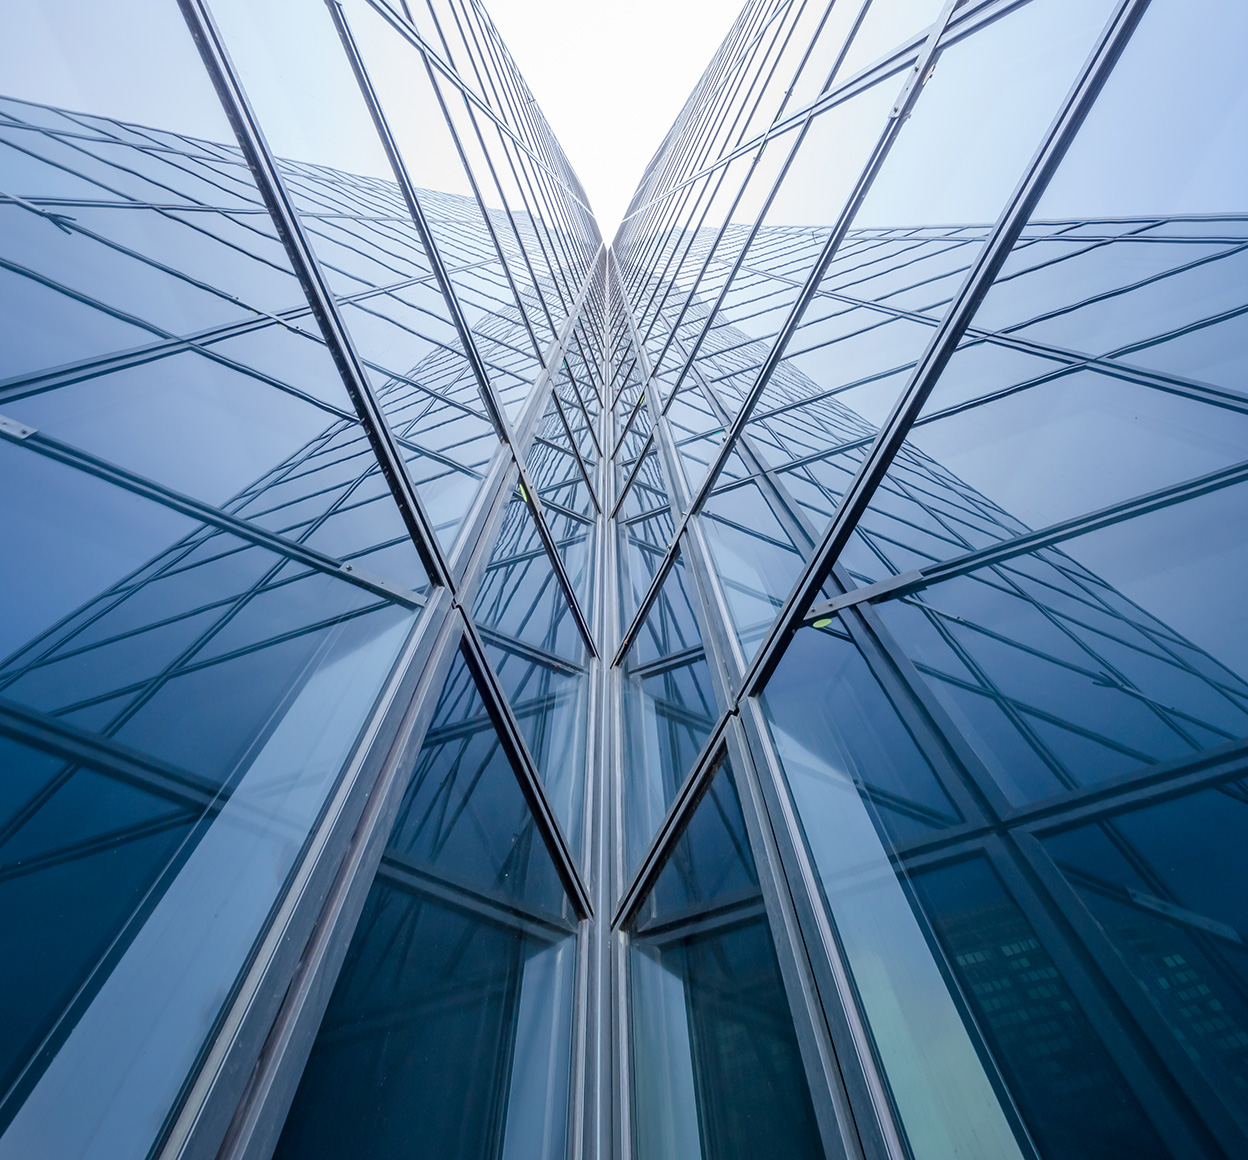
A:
4,0,1248,1158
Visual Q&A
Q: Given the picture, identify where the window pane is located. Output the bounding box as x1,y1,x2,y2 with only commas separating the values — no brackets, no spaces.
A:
274,653,575,1160
0,444,416,1157
629,758,824,1160
762,623,1025,1160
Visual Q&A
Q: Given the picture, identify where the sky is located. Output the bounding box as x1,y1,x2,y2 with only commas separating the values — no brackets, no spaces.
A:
483,0,743,235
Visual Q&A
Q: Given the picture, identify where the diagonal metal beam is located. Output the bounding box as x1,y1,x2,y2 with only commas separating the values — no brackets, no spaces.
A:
738,0,1154,700
178,0,452,590
802,456,1248,626
457,610,593,920
612,711,733,930
0,418,423,611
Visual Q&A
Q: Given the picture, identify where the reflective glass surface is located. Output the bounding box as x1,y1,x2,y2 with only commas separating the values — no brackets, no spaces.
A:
621,554,717,875
763,623,1024,1160
207,0,510,551
0,445,416,1159
1,0,597,1152
628,758,824,1160
10,0,1248,1155
473,494,590,855
274,653,575,1160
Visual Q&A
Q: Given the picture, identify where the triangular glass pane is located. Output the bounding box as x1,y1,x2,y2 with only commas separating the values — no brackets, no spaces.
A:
621,552,717,873
627,757,825,1160
272,650,576,1160
473,495,590,854
377,650,568,917
473,492,587,666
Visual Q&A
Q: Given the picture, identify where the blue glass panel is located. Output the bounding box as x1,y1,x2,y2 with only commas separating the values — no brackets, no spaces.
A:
873,475,1248,806
629,758,824,1160
1043,782,1248,1136
486,642,588,864
910,858,1169,1158
472,495,585,666
856,0,1248,590
735,0,1120,554
0,448,415,1157
205,0,508,548
763,623,1024,1160
700,478,805,654
273,657,574,1160
621,554,717,873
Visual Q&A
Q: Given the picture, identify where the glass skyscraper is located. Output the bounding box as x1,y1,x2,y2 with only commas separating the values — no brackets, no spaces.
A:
1,0,1246,1157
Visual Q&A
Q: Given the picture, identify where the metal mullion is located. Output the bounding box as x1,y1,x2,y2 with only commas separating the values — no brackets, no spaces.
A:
804,457,1248,625
626,643,709,682
0,696,223,813
512,458,599,659
447,263,602,596
610,432,657,520
0,277,348,424
669,330,820,562
0,203,290,327
651,108,833,413
332,2,524,452
197,589,459,1160
179,0,451,592
376,850,572,939
613,718,733,929
484,131,563,338
722,708,877,1160
475,623,586,677
619,17,931,238
580,277,612,1160
2,423,422,610
922,550,1219,755
561,357,604,456
495,281,605,661
0,259,482,408
457,611,592,919
634,149,764,372
443,0,507,123
739,0,1154,699
612,252,899,1159
443,84,554,358
513,155,577,314
610,391,651,462
3,121,266,225
547,391,602,515
706,0,814,164
734,693,906,1160
623,269,747,712
633,179,708,332
396,14,589,213
610,281,697,666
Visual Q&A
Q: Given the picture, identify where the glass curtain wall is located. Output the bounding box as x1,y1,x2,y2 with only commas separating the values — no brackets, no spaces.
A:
611,0,1248,1157
5,0,1248,1158
0,0,601,1157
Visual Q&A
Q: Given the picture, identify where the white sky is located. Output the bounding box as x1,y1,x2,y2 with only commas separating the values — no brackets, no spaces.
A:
483,0,743,236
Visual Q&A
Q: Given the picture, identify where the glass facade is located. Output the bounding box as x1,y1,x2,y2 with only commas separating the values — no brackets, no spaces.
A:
2,0,1247,1158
